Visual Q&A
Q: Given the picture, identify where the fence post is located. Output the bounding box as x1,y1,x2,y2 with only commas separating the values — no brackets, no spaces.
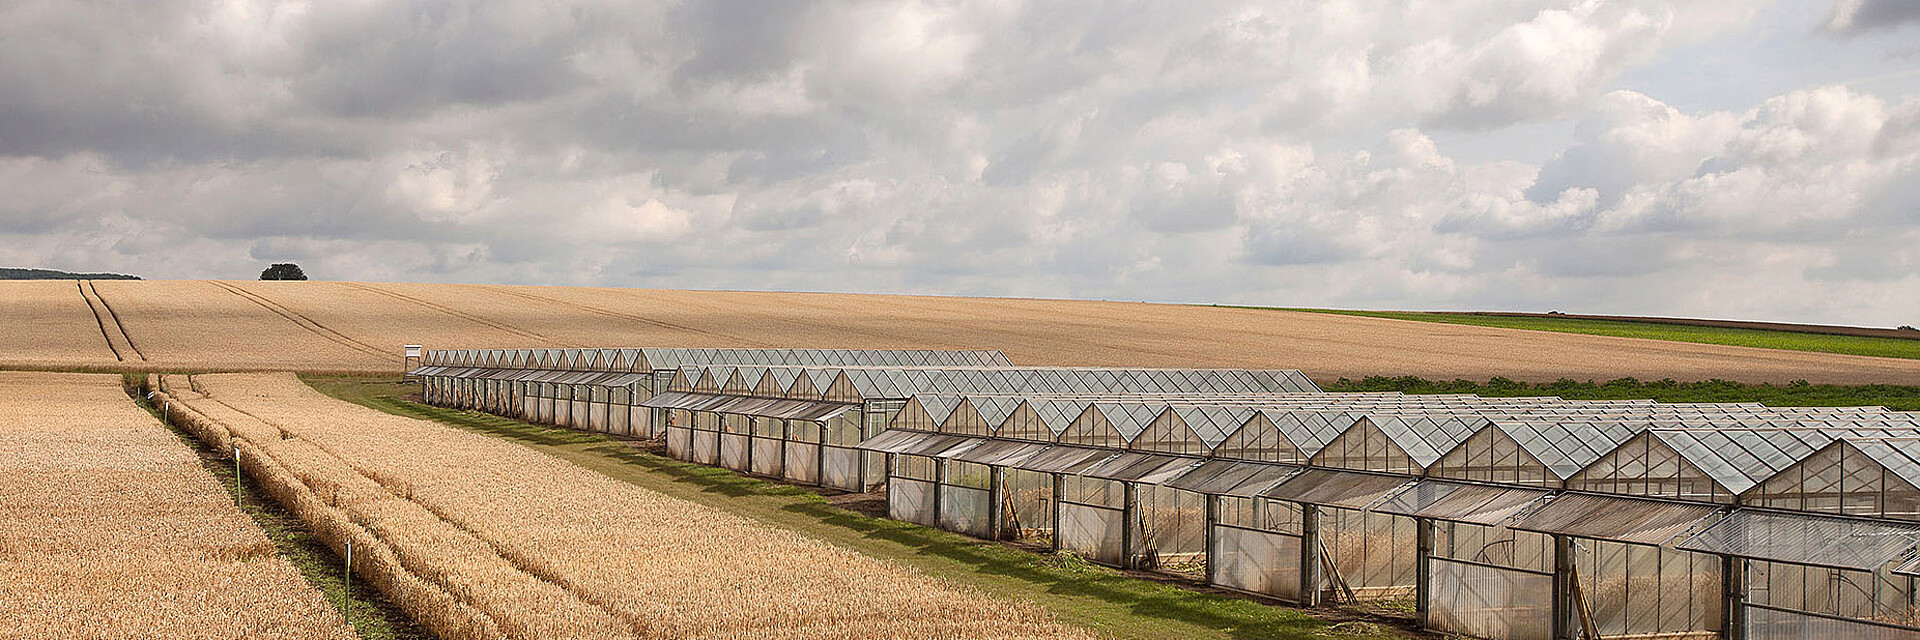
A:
232,445,242,503
343,539,353,629
1300,503,1322,607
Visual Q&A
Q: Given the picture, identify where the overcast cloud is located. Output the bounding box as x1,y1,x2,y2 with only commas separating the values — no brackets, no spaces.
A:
2,0,1917,326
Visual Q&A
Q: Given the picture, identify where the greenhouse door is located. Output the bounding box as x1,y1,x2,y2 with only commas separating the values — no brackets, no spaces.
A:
1426,558,1553,640
1748,604,1920,640
1211,523,1302,601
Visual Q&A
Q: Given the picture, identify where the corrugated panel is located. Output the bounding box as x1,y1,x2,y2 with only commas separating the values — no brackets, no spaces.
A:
854,430,945,454
1260,468,1412,509
1076,452,1192,482
1011,446,1116,474
1373,481,1550,525
1675,509,1920,571
1510,493,1723,545
1164,460,1297,496
947,440,1052,467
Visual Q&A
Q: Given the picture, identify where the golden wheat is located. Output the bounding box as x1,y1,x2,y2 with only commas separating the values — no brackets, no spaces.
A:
7,279,1919,383
0,371,353,640
158,372,1093,640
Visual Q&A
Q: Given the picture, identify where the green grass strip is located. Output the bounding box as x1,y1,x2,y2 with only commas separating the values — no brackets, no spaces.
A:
302,375,1409,640
1252,308,1920,361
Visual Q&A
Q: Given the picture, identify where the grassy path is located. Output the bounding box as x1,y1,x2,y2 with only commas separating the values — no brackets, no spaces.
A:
1266,308,1920,361
303,375,1406,640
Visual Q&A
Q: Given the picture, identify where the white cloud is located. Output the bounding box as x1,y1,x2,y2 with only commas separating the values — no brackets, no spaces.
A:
1,0,1917,327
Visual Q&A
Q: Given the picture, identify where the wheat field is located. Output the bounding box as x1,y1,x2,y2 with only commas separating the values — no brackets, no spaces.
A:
6,279,1920,384
0,371,353,640
154,371,1094,640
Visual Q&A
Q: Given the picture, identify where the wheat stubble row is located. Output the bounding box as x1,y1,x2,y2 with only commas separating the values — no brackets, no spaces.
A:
155,372,1093,640
0,371,352,640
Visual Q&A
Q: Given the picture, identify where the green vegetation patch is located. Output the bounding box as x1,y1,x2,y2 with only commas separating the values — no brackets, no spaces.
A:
1266,308,1920,361
1325,375,1920,411
303,375,1405,640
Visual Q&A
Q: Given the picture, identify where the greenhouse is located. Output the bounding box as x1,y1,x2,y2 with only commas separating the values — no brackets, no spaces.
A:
644,365,1325,492
844,392,1920,640
412,347,1014,437
410,347,1920,640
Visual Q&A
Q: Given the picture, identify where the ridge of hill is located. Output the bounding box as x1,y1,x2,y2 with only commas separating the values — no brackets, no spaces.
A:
0,267,141,280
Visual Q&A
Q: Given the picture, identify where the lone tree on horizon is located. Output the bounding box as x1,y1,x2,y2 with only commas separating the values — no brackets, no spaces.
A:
259,263,308,281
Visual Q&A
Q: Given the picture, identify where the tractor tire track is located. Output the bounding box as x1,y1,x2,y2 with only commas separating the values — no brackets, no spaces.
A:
339,283,576,347
479,285,773,347
86,281,147,361
209,281,392,360
76,281,125,362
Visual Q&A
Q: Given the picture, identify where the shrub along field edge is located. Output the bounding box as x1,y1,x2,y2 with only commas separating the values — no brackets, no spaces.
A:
1322,375,1920,411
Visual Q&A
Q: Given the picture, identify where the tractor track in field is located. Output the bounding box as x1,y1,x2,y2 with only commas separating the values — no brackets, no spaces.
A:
77,280,145,362
187,378,640,638
479,286,774,348
88,281,147,361
339,283,576,348
209,282,392,360
77,281,123,361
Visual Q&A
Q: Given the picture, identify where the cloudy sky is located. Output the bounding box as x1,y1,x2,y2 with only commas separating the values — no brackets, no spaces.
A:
3,1,1918,326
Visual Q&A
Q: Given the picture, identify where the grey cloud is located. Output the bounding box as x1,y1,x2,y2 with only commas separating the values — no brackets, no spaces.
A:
3,1,1919,327
1829,0,1920,33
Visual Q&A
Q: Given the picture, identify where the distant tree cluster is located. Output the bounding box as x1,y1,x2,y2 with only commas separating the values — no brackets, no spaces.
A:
259,263,308,281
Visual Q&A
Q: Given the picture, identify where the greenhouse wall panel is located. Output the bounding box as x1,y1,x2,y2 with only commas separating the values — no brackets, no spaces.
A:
667,426,690,460
750,437,782,476
1748,605,1920,640
784,443,820,484
1427,558,1553,640
822,448,863,492
1212,524,1302,601
940,484,994,538
1059,502,1126,565
890,478,938,526
719,433,749,471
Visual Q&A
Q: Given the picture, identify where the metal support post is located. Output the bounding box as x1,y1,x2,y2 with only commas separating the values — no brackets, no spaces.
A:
1300,504,1322,607
1415,518,1434,627
1120,482,1139,569
1052,473,1066,553
1724,555,1748,640
1203,495,1220,585
1553,534,1575,640
987,466,1006,540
